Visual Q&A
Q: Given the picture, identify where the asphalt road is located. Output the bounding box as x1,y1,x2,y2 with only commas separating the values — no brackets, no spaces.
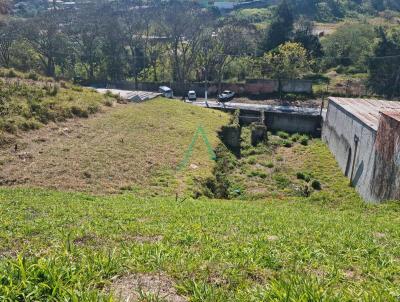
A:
190,100,323,116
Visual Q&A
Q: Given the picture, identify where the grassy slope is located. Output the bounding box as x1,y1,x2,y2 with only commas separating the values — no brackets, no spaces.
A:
0,139,399,301
0,98,230,195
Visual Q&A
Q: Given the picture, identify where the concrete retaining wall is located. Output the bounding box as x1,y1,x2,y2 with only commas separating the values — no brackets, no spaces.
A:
322,101,378,201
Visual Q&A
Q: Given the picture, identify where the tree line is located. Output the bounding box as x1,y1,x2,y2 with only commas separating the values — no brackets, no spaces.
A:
1,0,400,97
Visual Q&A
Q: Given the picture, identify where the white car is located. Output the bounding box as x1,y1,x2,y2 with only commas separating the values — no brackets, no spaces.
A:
187,90,197,101
218,90,235,103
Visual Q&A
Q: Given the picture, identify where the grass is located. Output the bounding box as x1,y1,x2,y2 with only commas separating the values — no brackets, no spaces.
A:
0,98,229,195
0,80,399,300
0,185,399,301
0,69,110,137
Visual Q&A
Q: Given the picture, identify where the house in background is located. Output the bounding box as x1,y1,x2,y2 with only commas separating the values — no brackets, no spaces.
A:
322,97,400,202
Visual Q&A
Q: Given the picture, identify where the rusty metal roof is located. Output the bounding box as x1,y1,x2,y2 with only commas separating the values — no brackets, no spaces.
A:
381,111,400,123
328,97,400,131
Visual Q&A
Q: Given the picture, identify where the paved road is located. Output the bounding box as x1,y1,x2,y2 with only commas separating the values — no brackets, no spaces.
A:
190,100,323,116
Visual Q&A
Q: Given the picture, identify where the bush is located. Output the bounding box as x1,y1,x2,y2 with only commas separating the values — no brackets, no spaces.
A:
104,98,115,107
300,135,309,146
297,171,311,182
26,71,39,81
5,69,17,78
311,180,322,190
282,140,292,148
264,161,274,168
17,119,41,131
277,131,289,139
45,84,59,96
70,106,89,118
247,156,256,165
291,133,301,142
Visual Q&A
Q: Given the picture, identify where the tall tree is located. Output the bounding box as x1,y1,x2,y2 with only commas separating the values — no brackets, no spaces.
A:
367,27,400,98
292,18,323,58
67,3,103,81
23,12,69,77
262,0,294,52
260,42,310,94
161,0,211,87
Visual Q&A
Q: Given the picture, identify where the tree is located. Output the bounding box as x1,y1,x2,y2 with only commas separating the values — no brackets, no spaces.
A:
98,3,126,82
322,22,376,70
0,20,20,67
260,42,310,93
67,3,103,81
119,3,154,88
292,18,323,58
23,12,69,77
198,19,255,93
262,0,294,52
367,27,400,98
161,0,212,87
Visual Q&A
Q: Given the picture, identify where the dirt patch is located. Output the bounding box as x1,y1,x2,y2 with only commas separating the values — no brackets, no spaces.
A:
373,232,386,239
267,235,279,241
129,235,163,244
110,273,187,302
343,268,361,281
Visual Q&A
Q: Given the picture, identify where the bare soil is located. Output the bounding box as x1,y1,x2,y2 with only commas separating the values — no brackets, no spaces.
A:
110,273,187,302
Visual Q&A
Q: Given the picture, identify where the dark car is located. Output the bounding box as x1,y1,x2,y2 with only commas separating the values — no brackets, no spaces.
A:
218,90,235,103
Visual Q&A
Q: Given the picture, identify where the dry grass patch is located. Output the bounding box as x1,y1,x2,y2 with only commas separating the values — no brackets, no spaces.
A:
0,99,229,195
110,273,187,302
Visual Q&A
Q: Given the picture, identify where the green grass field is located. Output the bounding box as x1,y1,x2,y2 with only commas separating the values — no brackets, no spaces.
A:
0,80,399,301
0,185,399,301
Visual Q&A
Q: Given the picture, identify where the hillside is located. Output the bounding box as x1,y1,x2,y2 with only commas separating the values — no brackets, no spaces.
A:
0,97,230,195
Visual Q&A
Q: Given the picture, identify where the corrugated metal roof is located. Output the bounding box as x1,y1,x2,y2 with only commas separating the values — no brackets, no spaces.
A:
328,97,400,131
381,111,400,122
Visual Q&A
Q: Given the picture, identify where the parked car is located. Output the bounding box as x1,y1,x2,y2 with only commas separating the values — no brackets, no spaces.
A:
158,86,173,98
218,90,235,103
187,90,197,101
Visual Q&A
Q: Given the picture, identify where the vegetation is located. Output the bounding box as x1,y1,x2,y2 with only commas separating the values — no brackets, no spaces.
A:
0,140,399,300
0,0,399,98
0,69,108,136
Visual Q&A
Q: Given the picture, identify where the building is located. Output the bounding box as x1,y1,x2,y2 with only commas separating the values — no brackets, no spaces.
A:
322,97,400,202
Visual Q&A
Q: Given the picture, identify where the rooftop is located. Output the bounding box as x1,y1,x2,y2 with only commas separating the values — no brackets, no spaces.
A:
328,97,400,131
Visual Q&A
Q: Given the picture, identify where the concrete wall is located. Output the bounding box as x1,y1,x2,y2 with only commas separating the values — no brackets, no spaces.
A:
236,109,321,136
266,112,321,136
322,101,378,201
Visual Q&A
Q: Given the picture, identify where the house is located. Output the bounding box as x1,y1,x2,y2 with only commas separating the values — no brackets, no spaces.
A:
322,97,400,202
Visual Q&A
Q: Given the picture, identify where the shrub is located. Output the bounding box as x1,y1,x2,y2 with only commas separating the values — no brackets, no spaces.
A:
264,161,274,168
45,84,59,96
291,133,301,142
70,106,89,118
277,131,289,139
5,69,17,78
311,180,322,190
300,135,309,146
297,171,311,182
104,98,115,107
18,119,41,131
26,71,39,81
247,156,256,165
273,174,291,189
282,140,292,148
